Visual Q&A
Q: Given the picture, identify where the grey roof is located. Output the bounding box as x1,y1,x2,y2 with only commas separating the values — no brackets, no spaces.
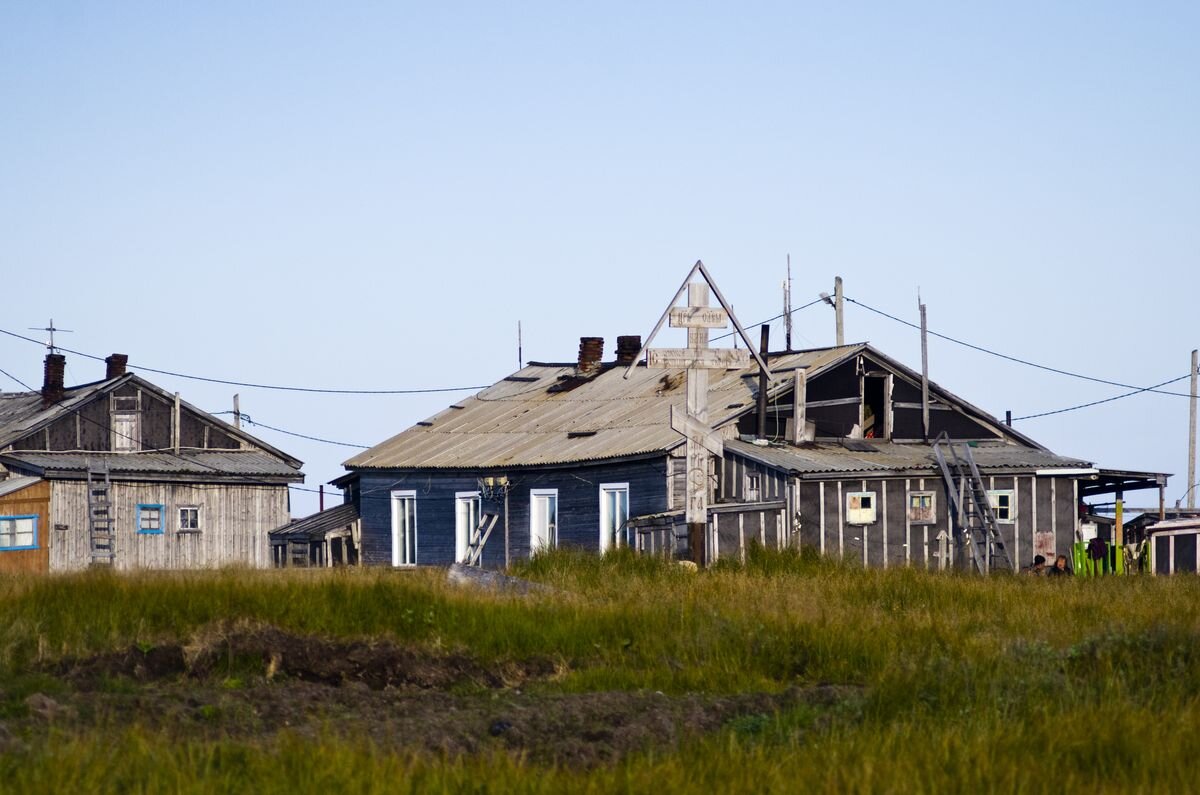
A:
725,438,1092,477
0,451,303,481
0,382,111,449
345,345,866,470
0,476,42,499
270,502,359,540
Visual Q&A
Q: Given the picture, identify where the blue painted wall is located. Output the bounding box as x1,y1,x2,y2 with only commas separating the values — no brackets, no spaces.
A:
351,457,668,567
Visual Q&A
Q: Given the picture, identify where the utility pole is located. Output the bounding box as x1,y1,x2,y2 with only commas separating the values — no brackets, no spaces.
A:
1189,348,1197,509
233,394,241,429
834,276,844,347
920,298,930,440
784,255,793,351
518,321,523,370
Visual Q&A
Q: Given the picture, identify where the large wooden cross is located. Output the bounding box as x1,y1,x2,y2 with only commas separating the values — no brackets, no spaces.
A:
625,261,769,564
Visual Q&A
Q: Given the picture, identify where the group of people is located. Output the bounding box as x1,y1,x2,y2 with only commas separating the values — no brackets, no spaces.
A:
1029,554,1071,576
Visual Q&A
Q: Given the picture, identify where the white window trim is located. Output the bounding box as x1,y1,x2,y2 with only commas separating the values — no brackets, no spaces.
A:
530,488,559,553
178,505,201,533
391,490,418,567
599,482,630,554
455,491,481,564
846,491,877,526
987,489,1017,524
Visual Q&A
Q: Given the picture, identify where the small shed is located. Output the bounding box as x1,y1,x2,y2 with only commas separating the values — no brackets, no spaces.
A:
269,502,360,568
1147,517,1200,575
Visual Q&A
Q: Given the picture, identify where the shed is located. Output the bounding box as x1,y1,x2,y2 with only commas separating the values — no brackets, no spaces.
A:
1147,517,1200,575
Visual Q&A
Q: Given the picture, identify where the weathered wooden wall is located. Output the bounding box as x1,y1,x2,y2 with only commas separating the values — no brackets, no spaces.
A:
48,481,287,570
0,480,50,573
793,474,1081,571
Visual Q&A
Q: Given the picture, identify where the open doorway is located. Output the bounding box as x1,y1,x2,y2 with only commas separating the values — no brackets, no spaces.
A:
862,374,891,439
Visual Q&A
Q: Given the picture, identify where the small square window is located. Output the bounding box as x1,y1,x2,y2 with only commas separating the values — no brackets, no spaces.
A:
908,492,936,524
847,491,877,525
0,516,37,550
179,506,200,532
987,490,1016,523
138,504,163,535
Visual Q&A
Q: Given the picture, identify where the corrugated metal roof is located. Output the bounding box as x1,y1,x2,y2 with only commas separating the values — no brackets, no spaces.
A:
270,502,359,540
345,345,864,470
0,451,303,480
725,438,1092,476
0,384,109,448
0,476,42,498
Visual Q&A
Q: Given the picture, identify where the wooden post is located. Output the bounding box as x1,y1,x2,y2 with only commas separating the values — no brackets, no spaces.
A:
791,369,806,444
504,483,511,570
920,301,930,439
1115,489,1123,547
756,324,770,440
172,392,181,454
233,394,241,430
1189,349,1197,509
834,276,844,347
784,254,793,351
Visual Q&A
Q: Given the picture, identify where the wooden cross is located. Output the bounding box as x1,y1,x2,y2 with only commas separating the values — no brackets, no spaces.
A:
627,261,768,565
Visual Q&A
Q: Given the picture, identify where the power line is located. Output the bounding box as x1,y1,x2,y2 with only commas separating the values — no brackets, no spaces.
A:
0,327,489,395
0,366,34,392
843,296,1193,399
711,297,824,342
211,411,369,449
1012,374,1193,421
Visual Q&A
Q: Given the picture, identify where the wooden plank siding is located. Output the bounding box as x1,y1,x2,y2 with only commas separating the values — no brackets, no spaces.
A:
354,457,670,567
48,481,288,570
0,479,51,573
789,474,1081,572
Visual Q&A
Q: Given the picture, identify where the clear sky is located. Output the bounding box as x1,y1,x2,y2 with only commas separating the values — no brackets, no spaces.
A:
2,2,1197,517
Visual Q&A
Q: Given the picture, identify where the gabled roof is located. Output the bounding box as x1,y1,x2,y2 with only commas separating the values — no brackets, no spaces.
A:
0,372,302,484
344,343,1039,471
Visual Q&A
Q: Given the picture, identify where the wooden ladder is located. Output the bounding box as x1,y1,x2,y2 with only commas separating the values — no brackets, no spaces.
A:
463,513,499,567
932,433,1013,574
86,460,116,566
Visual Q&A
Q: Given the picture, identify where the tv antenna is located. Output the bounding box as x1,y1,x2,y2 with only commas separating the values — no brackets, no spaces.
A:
28,319,73,354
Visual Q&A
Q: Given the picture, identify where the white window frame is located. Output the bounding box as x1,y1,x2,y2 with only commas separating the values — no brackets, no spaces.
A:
846,491,877,525
599,483,629,553
744,473,761,502
178,505,201,533
391,490,418,567
908,491,936,525
988,489,1016,524
530,488,558,553
455,491,481,563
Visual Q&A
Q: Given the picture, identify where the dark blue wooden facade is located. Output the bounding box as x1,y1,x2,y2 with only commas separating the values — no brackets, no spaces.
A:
348,456,668,567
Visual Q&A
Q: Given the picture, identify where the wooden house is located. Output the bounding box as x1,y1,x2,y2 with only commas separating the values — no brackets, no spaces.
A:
0,353,304,572
333,336,1167,572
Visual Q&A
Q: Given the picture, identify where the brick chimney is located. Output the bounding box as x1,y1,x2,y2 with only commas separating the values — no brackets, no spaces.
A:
105,353,128,379
577,337,603,376
42,353,66,407
615,335,642,365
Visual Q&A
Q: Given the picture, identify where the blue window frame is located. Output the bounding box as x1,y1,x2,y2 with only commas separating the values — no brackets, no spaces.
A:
137,504,164,535
0,515,38,551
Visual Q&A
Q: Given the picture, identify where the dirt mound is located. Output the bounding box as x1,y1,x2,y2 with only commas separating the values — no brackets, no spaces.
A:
55,624,556,691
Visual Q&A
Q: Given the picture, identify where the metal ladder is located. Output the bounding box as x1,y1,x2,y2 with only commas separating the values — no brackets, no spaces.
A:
86,460,116,566
463,513,499,567
932,433,1013,574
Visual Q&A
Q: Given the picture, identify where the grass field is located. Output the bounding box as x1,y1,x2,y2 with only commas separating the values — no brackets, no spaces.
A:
0,548,1196,793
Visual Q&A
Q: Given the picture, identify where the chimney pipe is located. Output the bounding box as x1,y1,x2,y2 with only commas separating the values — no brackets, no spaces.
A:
577,336,603,376
615,335,642,366
105,353,128,379
42,353,66,407
756,324,770,440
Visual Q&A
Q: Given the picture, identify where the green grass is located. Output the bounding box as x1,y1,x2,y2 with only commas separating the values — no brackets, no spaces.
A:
0,548,1197,792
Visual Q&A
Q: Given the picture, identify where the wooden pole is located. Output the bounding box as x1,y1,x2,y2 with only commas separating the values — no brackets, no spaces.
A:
518,321,523,370
784,254,793,351
834,276,844,347
756,324,770,440
1189,348,1197,509
791,369,806,444
172,392,181,454
233,394,241,429
920,300,929,440
1115,489,1123,546
504,484,511,570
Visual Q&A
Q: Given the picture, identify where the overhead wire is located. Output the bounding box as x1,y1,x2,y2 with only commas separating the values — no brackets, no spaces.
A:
710,297,824,342
210,411,369,449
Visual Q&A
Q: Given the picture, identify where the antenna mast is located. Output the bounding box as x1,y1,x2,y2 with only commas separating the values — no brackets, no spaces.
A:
784,254,793,351
28,318,73,354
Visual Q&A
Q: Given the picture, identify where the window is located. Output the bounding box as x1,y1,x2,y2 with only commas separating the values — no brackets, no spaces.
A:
391,490,417,567
455,491,481,563
0,515,37,551
744,473,761,502
178,506,200,533
112,394,140,452
847,491,877,525
599,483,629,553
908,492,936,524
988,490,1016,523
137,504,163,535
530,489,558,553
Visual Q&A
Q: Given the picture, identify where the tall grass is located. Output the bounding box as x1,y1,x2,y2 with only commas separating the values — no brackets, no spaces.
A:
1,549,1197,792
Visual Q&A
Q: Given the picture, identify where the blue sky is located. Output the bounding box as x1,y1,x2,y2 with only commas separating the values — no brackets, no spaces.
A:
2,2,1197,515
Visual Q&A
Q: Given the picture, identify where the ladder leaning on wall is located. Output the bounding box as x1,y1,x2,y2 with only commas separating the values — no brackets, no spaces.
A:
86,460,115,566
932,433,1014,574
